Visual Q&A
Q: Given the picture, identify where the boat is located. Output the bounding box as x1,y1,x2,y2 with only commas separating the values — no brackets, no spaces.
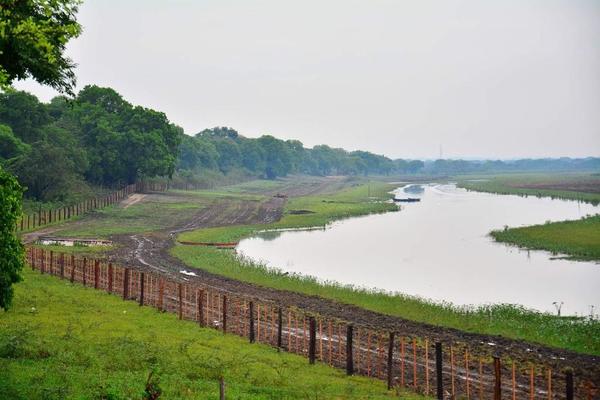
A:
393,197,421,203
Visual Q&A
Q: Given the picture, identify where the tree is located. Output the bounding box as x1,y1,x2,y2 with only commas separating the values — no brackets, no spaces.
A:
8,141,83,200
0,124,29,161
238,138,265,173
0,91,50,142
0,0,82,94
74,85,182,184
0,166,24,310
256,135,292,179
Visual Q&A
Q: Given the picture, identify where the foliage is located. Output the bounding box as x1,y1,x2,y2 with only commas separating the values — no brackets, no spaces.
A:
179,127,400,180
0,166,24,310
491,215,600,261
0,268,415,399
0,87,182,201
0,0,82,95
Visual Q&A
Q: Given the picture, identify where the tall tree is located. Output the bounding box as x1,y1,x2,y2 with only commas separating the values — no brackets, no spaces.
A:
0,0,82,94
0,166,24,310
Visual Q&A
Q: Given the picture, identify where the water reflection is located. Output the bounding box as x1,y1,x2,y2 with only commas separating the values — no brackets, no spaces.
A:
237,184,600,315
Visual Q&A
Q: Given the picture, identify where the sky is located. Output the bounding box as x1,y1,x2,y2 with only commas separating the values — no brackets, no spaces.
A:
15,0,600,159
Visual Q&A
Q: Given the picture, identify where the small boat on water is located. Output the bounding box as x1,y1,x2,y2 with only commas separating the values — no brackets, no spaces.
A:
393,197,421,203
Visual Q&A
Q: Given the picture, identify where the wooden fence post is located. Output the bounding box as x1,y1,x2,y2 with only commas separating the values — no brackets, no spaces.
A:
70,255,75,283
277,307,283,349
198,289,205,326
346,325,354,375
123,268,130,300
139,273,145,306
82,257,87,286
49,250,54,274
436,342,443,400
40,249,45,274
108,263,113,293
494,356,502,400
60,253,65,279
94,260,100,289
158,279,164,312
309,317,316,364
178,284,183,320
387,332,395,390
249,301,255,343
565,370,573,400
222,295,227,333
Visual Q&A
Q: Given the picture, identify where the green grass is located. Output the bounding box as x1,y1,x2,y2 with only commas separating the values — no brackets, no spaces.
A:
52,192,226,238
178,182,397,244
173,184,600,356
456,173,600,205
0,269,425,399
491,215,600,261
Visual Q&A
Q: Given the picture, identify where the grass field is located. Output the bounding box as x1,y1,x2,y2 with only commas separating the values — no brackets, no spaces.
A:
0,268,423,400
491,215,600,261
50,191,226,238
456,173,600,205
173,183,600,356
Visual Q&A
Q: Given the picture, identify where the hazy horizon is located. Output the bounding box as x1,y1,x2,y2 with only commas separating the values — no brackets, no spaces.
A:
14,0,600,159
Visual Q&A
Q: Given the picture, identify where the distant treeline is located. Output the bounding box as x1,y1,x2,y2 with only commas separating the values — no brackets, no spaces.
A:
425,158,600,175
1,86,598,202
178,127,423,179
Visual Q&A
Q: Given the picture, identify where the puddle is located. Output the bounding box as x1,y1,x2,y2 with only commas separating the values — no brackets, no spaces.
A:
38,237,113,247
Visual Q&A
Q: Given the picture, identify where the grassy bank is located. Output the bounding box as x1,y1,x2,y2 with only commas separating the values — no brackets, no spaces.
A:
0,268,420,399
173,184,600,356
491,215,600,261
456,173,600,205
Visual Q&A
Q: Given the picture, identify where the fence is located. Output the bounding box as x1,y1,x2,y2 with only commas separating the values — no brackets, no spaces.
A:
26,247,599,400
14,181,173,233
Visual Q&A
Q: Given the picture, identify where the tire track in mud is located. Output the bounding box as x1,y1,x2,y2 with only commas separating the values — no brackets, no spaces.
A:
106,189,599,384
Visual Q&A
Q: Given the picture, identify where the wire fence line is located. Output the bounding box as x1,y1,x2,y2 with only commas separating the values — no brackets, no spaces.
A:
26,247,598,400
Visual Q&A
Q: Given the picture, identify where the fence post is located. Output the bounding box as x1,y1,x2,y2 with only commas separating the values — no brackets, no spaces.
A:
123,268,130,300
40,249,45,274
309,317,316,364
82,257,87,286
249,301,255,343
387,332,395,390
494,356,502,400
346,325,354,375
565,370,573,400
436,342,444,400
277,307,283,349
60,253,65,279
94,260,100,289
158,279,164,312
49,250,54,274
198,289,205,326
222,295,227,333
108,263,113,293
70,255,75,283
139,273,145,306
178,284,183,320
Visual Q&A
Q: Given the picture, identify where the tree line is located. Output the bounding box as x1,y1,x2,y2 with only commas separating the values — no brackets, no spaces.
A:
178,127,423,180
0,87,423,202
2,87,599,203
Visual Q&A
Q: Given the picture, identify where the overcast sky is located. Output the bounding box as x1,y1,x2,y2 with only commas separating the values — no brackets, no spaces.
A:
15,0,600,159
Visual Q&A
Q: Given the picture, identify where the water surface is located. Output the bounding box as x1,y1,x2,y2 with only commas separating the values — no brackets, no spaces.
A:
237,184,600,315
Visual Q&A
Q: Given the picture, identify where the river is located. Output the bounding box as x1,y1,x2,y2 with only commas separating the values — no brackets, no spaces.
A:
236,184,600,316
